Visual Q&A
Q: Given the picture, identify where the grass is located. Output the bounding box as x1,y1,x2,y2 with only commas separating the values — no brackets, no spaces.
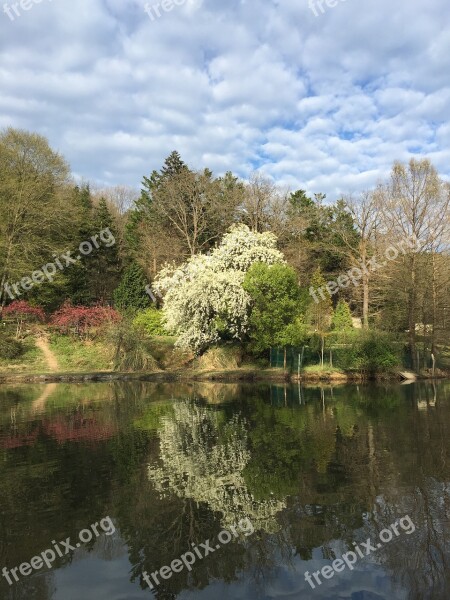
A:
48,334,113,372
0,333,113,373
0,335,48,373
302,364,346,374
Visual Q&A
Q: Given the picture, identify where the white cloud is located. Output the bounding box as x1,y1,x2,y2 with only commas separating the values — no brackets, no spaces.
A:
0,0,449,199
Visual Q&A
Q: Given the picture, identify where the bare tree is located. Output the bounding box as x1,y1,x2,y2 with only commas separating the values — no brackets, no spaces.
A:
242,173,279,233
338,190,383,328
152,169,240,257
380,159,450,369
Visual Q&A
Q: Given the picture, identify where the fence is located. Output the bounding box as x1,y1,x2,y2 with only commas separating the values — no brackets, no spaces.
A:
270,343,448,372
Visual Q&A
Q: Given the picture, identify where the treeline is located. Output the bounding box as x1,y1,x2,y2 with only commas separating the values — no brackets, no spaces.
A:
0,127,449,370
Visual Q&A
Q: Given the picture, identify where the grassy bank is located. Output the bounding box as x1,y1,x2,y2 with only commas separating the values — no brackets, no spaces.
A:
0,331,448,385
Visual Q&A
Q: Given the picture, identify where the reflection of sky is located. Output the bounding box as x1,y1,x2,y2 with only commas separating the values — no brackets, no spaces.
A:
48,541,408,600
178,556,407,600
53,553,149,600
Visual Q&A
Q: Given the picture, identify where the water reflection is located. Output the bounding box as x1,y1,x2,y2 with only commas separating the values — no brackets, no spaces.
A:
0,380,448,599
148,400,286,531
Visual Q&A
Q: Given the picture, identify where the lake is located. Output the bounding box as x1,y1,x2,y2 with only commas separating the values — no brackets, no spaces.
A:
0,380,449,600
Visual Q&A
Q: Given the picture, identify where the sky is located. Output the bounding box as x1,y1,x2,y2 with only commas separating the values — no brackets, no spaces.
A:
1,0,450,200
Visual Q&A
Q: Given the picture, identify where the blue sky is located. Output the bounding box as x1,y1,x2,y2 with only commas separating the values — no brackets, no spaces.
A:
1,0,450,200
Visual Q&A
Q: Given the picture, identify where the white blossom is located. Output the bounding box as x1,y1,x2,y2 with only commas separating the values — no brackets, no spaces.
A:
153,224,285,353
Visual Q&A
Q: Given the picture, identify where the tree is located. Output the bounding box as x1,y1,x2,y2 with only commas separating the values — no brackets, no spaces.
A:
89,197,121,302
0,128,73,311
336,191,382,328
64,184,96,305
282,191,354,282
241,172,280,233
380,159,450,369
129,153,242,270
153,224,285,353
113,263,151,313
308,268,332,366
243,263,304,368
331,300,354,331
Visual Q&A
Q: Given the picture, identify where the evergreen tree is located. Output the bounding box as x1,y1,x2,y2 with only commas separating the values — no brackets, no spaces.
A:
141,150,188,204
65,184,96,305
113,263,151,313
331,300,354,331
89,198,121,303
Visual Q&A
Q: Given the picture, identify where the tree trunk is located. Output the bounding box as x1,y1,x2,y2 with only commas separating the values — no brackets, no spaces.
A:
431,253,437,355
408,254,417,370
362,270,369,329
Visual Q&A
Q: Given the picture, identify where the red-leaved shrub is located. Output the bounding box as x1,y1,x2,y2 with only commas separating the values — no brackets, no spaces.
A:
3,301,46,322
51,303,121,337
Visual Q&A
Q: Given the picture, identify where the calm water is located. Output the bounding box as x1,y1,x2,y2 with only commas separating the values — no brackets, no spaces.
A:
0,380,449,600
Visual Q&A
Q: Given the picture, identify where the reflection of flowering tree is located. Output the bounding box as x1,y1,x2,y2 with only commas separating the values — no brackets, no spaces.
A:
148,400,286,532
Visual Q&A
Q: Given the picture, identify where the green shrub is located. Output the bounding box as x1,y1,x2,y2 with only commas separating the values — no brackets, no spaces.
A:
106,320,159,372
331,331,398,373
0,334,24,359
133,308,167,336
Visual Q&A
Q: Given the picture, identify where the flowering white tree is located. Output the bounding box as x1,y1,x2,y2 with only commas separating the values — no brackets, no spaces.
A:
153,224,285,353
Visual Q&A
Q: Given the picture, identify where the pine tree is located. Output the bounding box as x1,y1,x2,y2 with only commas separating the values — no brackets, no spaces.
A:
65,184,96,305
89,198,121,303
141,150,188,203
332,300,354,331
113,263,151,313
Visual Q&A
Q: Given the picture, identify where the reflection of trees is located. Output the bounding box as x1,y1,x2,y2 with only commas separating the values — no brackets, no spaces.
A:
148,400,286,532
0,572,56,600
368,480,450,600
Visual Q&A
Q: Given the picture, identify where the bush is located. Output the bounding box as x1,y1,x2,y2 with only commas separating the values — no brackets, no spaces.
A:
0,333,24,359
3,301,45,322
2,301,45,340
331,331,399,373
106,320,159,372
51,303,121,338
133,308,167,336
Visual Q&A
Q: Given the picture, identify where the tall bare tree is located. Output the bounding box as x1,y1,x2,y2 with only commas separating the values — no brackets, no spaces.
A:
381,159,450,369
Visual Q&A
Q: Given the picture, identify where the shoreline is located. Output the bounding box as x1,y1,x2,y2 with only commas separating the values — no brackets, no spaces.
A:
0,368,448,385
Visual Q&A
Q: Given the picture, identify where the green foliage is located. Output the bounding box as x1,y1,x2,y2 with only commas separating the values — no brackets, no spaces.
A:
331,300,353,331
133,308,167,336
0,332,24,359
106,319,159,372
114,263,151,313
331,331,399,373
243,263,304,352
155,224,285,353
309,267,332,333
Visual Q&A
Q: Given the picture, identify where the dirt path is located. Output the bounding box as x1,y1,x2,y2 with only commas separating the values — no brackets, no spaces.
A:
36,337,60,372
